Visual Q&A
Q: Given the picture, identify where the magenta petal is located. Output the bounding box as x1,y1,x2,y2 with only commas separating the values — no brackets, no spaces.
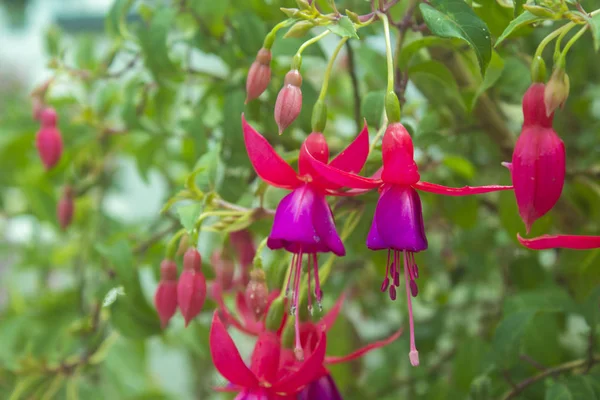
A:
511,125,565,232
312,193,345,256
366,216,388,250
209,313,259,389
242,115,302,189
369,185,428,252
414,181,514,196
329,122,370,173
517,233,600,250
325,327,403,364
306,149,381,190
271,330,327,393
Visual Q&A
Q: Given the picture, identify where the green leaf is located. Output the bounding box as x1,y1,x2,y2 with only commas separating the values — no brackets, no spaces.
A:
360,90,385,128
471,51,504,109
420,0,492,74
408,60,465,109
504,288,575,314
327,16,359,39
105,0,133,38
176,203,203,233
231,12,266,56
95,240,136,284
563,374,598,400
137,7,179,83
546,383,573,400
514,0,526,17
194,146,223,192
492,310,535,368
495,11,542,47
587,14,600,51
398,36,459,70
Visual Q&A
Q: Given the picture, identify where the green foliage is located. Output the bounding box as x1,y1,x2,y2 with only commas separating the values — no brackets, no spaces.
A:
1,0,600,399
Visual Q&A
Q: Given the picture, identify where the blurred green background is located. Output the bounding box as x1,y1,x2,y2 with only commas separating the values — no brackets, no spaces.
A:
1,0,599,399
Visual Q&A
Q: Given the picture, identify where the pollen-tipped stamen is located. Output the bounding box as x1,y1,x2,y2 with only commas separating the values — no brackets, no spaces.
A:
403,251,420,366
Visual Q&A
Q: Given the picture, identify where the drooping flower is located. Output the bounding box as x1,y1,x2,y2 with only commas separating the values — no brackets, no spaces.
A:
503,83,565,233
518,233,600,250
246,48,272,103
274,70,303,134
305,122,512,366
154,259,178,328
209,312,327,399
242,114,370,359
177,248,207,326
35,107,63,170
57,185,74,230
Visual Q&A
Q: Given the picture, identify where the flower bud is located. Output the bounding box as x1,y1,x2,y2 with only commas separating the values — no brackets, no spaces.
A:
544,68,570,117
35,109,62,170
154,259,178,328
211,250,235,291
245,269,269,320
274,69,302,134
178,248,207,326
265,296,285,332
381,123,420,185
245,48,272,103
57,185,74,230
508,83,565,232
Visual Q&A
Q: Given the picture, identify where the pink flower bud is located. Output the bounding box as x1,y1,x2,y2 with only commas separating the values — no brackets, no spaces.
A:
245,269,269,320
274,69,302,134
57,186,74,230
35,108,62,170
508,83,565,233
544,69,570,117
211,250,235,291
178,248,207,326
245,48,272,103
154,259,178,328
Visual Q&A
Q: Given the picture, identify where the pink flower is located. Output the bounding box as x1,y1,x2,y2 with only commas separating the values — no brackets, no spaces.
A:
154,259,178,328
35,108,62,170
518,233,600,250
504,83,565,233
305,122,512,366
177,248,207,326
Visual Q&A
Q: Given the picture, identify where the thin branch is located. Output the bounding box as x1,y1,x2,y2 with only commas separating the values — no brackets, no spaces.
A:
345,41,362,131
520,354,548,372
501,355,600,400
133,222,180,255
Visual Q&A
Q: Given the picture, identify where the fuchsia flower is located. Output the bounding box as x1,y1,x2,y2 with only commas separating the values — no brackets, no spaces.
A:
305,122,513,366
274,70,303,134
178,248,207,326
154,259,179,328
503,83,565,233
518,233,600,250
210,294,402,399
35,108,63,170
210,312,327,400
242,114,370,358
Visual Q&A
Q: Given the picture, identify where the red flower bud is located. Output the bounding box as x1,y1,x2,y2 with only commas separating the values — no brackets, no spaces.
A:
381,123,420,185
245,269,269,320
211,250,235,291
245,48,272,103
57,186,74,230
35,108,62,170
507,83,565,233
154,259,178,328
274,70,302,134
178,248,206,326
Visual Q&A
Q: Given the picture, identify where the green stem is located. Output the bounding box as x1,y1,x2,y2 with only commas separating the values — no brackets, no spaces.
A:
559,25,588,63
293,30,331,69
553,24,574,62
534,22,575,60
318,37,349,102
379,12,395,93
264,19,294,49
165,229,186,259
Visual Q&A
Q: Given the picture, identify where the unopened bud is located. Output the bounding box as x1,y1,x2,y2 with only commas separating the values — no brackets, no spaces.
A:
57,186,74,230
284,21,314,39
35,109,62,170
523,5,555,18
544,68,569,117
530,56,546,83
245,269,269,320
155,259,178,328
265,297,285,332
274,70,302,134
178,249,206,326
311,99,327,133
211,250,235,291
245,48,272,103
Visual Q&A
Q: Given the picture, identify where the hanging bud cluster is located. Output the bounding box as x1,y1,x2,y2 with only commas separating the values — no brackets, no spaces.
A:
178,248,207,326
154,259,179,328
35,108,63,170
57,185,75,230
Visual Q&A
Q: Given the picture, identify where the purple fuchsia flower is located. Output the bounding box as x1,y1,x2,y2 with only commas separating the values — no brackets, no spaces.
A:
518,233,600,250
242,114,370,359
503,83,566,233
304,122,513,366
